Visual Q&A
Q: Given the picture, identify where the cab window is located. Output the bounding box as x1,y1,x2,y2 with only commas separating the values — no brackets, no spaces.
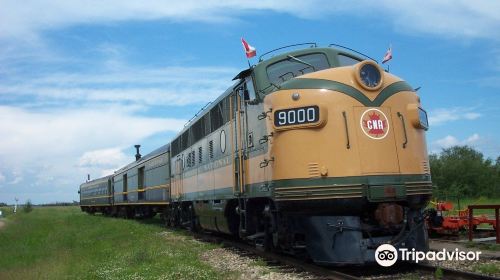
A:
266,53,330,86
337,54,362,66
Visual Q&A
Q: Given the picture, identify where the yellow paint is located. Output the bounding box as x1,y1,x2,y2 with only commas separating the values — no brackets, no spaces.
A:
81,195,111,199
264,66,429,182
114,202,169,205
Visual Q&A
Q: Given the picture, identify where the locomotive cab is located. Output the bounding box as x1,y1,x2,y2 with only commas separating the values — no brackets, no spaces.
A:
245,45,432,264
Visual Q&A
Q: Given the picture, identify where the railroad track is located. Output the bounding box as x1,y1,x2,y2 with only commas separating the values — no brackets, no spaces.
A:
188,230,499,280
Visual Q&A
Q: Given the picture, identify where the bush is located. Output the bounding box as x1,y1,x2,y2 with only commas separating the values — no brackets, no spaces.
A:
430,146,500,198
23,200,33,213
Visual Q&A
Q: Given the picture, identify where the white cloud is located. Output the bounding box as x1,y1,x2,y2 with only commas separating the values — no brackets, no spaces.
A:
0,1,499,40
435,136,460,149
100,168,118,177
0,66,237,107
428,107,481,126
0,105,184,159
9,176,24,185
0,172,5,184
0,105,186,202
78,147,128,169
376,1,500,40
432,133,481,151
465,133,480,143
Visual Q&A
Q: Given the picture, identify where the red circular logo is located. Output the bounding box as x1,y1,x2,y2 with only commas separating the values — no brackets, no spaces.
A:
360,109,389,139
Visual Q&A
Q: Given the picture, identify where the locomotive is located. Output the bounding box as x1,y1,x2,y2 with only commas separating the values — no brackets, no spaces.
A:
79,43,432,265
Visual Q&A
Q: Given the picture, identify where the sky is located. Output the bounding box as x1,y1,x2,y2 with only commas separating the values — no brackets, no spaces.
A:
0,1,499,204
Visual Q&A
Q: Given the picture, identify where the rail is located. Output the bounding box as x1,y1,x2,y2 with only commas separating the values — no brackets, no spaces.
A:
184,102,212,127
467,204,500,244
258,43,317,62
328,43,378,62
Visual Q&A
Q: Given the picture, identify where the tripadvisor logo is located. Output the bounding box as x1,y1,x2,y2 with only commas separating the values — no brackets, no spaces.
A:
375,244,482,267
375,244,398,267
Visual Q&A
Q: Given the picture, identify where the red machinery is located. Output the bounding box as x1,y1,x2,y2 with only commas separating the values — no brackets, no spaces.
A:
426,201,498,235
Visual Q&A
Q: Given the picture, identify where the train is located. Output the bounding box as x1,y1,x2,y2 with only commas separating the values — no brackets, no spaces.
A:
79,43,432,265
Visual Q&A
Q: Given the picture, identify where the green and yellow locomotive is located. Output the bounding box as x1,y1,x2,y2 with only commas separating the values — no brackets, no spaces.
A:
80,43,431,265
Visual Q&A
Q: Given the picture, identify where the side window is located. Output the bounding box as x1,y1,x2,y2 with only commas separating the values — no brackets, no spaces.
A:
171,137,181,157
222,96,231,124
181,131,189,152
192,118,204,144
210,98,232,132
210,104,223,132
244,76,256,101
204,114,211,136
266,53,330,85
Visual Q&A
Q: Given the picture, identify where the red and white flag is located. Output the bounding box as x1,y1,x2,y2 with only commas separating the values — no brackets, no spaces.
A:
241,37,256,59
382,45,392,64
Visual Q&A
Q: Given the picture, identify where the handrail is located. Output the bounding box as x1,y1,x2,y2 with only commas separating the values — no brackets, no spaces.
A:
259,43,317,62
397,112,408,148
342,111,351,149
328,43,378,63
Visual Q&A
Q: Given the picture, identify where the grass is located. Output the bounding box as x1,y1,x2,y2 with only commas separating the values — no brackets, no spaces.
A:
0,206,225,280
472,263,500,275
0,206,15,218
465,242,500,252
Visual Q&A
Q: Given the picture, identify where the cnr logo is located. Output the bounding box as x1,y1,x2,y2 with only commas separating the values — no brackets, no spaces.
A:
360,108,390,140
366,119,384,130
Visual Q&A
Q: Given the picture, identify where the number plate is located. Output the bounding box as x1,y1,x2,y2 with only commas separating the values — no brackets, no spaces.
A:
274,106,320,127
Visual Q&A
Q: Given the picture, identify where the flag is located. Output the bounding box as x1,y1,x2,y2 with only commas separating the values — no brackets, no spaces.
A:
241,37,256,59
382,46,392,64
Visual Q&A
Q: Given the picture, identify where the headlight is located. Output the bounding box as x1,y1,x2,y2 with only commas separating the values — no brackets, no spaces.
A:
408,104,429,130
354,61,383,91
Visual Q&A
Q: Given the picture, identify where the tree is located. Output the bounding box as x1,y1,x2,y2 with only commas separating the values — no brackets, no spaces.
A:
429,146,499,198
23,200,33,213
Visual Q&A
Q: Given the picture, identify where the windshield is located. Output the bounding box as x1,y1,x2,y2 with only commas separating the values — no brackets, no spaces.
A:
266,53,330,86
338,54,362,66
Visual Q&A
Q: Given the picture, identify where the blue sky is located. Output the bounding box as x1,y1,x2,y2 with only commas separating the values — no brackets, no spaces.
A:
0,1,499,203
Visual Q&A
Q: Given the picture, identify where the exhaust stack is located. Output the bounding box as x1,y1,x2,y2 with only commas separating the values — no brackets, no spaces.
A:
135,145,141,161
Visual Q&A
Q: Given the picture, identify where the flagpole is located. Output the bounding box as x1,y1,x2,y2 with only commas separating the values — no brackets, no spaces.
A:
247,60,251,68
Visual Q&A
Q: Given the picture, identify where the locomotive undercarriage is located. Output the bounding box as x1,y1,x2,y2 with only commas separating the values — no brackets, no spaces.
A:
219,196,430,265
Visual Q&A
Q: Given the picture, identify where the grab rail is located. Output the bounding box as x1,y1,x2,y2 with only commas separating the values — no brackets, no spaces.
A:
397,112,408,148
259,43,317,62
342,111,351,149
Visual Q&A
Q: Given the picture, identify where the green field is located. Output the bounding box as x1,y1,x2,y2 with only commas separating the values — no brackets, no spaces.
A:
0,207,225,280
